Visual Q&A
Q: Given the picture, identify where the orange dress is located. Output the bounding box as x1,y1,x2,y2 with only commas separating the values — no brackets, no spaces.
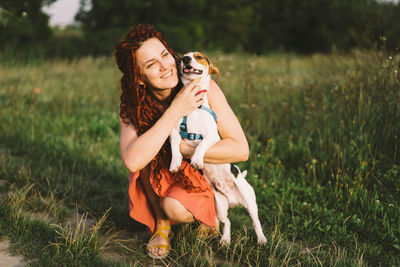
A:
128,160,216,233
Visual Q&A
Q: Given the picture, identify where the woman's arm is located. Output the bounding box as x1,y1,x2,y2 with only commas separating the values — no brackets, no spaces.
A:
180,79,249,163
120,110,176,173
120,80,204,173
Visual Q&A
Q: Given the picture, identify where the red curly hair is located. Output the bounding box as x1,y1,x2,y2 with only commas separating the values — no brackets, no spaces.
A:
115,24,204,194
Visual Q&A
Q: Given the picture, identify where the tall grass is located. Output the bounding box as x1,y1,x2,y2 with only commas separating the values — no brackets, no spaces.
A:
0,49,399,265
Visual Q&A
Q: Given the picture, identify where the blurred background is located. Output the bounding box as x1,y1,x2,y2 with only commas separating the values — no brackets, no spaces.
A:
1,0,399,59
1,1,400,265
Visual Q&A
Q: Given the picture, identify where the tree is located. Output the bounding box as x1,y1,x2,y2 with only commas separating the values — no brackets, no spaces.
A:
0,0,56,50
75,0,210,54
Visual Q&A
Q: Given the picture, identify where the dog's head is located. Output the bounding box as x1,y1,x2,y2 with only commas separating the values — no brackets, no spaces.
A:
180,52,220,81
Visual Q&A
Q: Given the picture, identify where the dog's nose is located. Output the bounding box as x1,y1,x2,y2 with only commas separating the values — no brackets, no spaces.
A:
182,56,191,65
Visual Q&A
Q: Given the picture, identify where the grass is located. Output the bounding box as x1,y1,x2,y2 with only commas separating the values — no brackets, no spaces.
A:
0,48,399,266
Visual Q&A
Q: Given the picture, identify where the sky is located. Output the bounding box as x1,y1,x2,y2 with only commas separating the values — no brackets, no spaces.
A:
42,0,399,27
42,0,80,26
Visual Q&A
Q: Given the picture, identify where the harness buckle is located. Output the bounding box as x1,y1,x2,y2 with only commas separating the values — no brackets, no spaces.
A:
180,123,187,131
188,133,195,140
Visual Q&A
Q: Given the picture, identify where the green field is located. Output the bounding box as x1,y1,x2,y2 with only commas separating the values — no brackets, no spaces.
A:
0,50,399,266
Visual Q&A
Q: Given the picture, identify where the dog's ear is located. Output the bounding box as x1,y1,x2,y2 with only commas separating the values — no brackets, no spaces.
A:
210,63,220,77
242,170,248,178
206,56,220,77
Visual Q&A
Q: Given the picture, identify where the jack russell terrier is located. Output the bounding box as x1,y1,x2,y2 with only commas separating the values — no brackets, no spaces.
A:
169,52,267,245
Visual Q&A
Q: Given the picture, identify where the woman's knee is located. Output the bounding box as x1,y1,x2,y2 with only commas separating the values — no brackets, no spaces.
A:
160,197,194,223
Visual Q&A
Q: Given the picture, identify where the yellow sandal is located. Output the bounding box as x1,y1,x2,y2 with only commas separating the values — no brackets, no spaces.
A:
197,222,219,239
146,225,172,259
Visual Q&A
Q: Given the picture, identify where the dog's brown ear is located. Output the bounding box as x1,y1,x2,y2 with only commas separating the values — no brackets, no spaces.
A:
210,63,220,77
206,56,220,77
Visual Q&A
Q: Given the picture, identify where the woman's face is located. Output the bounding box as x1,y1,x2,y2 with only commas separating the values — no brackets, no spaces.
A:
136,37,178,97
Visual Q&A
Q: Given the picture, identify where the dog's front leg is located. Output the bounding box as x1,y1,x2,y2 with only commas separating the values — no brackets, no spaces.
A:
191,136,217,169
169,127,183,172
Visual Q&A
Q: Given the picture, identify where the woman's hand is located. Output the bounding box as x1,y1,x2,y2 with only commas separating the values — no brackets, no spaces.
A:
167,79,206,121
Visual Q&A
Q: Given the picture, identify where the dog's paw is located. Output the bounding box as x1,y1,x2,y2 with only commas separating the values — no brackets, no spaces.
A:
169,162,182,172
257,234,267,245
190,156,204,170
169,155,183,172
219,236,231,246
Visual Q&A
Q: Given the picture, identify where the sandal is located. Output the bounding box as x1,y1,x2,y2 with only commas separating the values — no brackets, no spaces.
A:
197,222,219,239
146,225,172,259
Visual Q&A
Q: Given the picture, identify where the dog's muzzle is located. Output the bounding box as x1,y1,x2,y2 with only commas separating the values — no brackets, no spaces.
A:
182,66,203,75
181,56,203,75
182,56,191,65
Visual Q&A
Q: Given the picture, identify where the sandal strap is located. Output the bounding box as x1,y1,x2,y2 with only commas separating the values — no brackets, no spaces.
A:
147,244,170,250
156,225,171,231
148,225,171,244
154,230,169,243
197,224,219,238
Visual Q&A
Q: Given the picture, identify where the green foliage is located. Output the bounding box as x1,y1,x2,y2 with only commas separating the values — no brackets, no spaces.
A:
0,49,399,265
73,0,400,55
251,0,400,53
0,0,56,49
2,0,400,57
75,0,211,54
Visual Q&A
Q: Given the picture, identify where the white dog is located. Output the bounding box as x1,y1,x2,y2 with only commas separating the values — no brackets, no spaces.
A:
169,52,267,245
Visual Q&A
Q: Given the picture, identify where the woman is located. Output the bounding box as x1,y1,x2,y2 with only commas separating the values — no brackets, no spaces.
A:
114,24,249,259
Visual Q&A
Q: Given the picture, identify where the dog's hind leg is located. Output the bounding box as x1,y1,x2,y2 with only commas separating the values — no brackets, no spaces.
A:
214,190,231,245
234,174,267,245
240,188,267,244
247,201,267,244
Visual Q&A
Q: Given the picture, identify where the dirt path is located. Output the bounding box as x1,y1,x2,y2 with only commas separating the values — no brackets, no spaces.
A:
0,178,24,266
0,238,25,267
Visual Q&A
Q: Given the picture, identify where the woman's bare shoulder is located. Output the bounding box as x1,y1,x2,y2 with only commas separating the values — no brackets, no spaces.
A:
119,116,135,130
208,79,231,116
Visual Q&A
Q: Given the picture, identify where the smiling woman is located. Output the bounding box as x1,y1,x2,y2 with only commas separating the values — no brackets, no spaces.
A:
114,24,249,259
135,38,178,98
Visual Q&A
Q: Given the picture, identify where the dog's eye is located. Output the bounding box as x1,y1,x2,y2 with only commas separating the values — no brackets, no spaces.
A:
196,56,204,60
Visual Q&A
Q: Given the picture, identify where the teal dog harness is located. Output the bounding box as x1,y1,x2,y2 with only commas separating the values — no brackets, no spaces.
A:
180,105,217,140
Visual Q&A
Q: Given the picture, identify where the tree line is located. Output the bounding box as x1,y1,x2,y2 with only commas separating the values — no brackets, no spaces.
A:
1,0,399,57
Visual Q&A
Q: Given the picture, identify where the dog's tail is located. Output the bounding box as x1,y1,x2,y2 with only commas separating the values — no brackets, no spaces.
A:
231,165,257,206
